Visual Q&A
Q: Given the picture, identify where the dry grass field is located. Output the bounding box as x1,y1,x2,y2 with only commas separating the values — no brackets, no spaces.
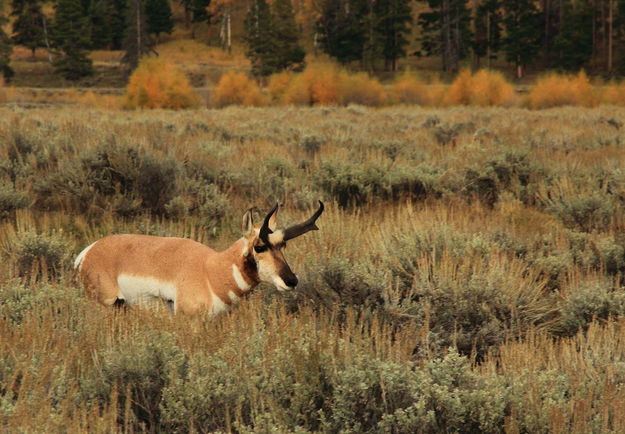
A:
1,104,625,432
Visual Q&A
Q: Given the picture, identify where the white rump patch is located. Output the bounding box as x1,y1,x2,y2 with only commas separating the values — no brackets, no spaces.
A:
74,242,97,271
211,291,229,315
117,275,177,311
232,264,251,291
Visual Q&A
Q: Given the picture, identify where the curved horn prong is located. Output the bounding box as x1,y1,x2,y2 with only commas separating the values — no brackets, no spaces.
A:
259,203,279,244
283,201,324,241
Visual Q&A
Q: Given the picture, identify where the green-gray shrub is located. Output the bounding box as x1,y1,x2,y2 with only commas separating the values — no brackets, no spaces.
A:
85,332,185,432
160,354,243,433
548,193,617,232
316,162,443,207
326,351,508,433
0,282,83,325
10,232,72,280
0,183,28,217
557,281,625,337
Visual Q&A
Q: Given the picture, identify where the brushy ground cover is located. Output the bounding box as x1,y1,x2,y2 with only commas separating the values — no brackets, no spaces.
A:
1,105,625,432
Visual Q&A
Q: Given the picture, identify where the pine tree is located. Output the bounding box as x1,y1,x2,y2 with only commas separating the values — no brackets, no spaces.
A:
123,0,155,71
419,0,472,73
373,0,412,71
145,0,173,40
244,0,275,76
501,0,541,78
0,8,13,80
89,0,114,48
271,0,305,71
317,0,367,64
51,0,93,80
109,0,128,49
191,0,210,24
11,0,45,57
472,0,502,68
551,0,593,70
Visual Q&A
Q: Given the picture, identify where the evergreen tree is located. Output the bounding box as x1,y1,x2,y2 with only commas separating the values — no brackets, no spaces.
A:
501,0,541,78
373,0,411,71
472,0,502,68
123,0,155,71
244,0,275,76
0,8,13,80
89,0,114,48
51,0,93,79
191,0,210,24
317,0,366,64
418,0,472,73
271,0,305,70
145,0,173,40
11,0,45,57
551,0,593,70
109,0,128,49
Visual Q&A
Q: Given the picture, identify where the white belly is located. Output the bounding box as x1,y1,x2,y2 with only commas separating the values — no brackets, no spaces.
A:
117,275,177,312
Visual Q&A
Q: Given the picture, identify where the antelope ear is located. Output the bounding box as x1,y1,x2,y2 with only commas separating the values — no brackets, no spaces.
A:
242,208,254,235
268,203,280,232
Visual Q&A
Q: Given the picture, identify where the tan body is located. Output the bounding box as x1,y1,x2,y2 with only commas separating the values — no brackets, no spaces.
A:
76,234,258,315
74,201,324,315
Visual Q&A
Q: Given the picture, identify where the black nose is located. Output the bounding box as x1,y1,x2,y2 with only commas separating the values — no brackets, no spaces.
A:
284,275,298,288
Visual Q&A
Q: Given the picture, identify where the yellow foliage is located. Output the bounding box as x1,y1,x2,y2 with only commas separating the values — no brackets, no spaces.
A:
444,69,516,107
469,69,516,107
444,69,473,105
212,71,267,108
125,57,200,109
279,62,386,106
71,90,123,109
281,63,341,105
339,71,387,106
267,72,294,102
602,81,625,106
528,71,599,109
390,71,434,106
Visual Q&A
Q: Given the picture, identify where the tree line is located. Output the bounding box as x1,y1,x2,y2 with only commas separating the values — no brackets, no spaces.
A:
0,0,624,82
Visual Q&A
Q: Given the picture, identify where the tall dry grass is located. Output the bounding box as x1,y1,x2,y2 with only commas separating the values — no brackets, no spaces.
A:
1,105,625,431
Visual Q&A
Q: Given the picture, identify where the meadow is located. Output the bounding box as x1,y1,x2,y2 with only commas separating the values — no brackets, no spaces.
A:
1,104,625,432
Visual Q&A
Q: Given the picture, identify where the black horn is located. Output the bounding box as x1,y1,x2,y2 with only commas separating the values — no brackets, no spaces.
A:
259,202,279,244
283,201,324,241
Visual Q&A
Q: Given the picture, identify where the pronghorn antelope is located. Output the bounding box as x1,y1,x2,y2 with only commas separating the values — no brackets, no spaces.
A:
74,201,324,315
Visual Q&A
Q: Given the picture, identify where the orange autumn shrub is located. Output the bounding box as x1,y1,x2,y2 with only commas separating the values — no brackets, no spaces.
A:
282,63,342,105
212,71,267,107
267,72,293,103
390,71,434,106
339,71,387,106
528,71,599,109
469,69,516,106
444,69,516,107
125,57,200,109
444,69,473,106
279,62,386,106
602,81,625,106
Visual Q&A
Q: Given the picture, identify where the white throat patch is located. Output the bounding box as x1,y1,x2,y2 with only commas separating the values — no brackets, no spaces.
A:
232,264,251,291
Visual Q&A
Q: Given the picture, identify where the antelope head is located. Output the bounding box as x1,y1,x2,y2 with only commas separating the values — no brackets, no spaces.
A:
241,201,324,291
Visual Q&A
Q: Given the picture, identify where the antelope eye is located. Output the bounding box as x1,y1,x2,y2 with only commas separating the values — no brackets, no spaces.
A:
254,245,268,253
